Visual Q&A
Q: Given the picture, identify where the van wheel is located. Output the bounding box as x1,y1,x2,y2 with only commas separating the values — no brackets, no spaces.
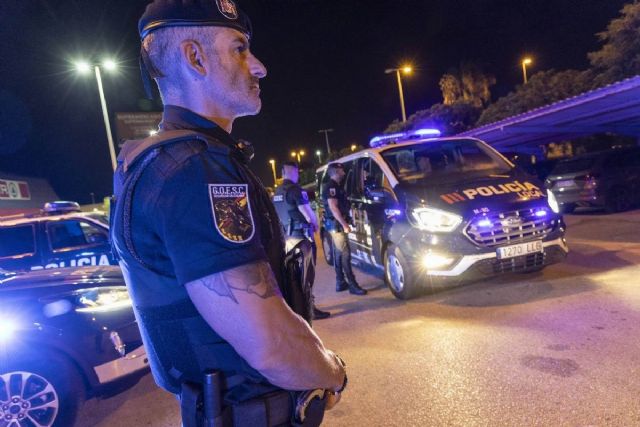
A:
321,232,334,266
384,245,421,300
605,186,631,213
0,353,84,427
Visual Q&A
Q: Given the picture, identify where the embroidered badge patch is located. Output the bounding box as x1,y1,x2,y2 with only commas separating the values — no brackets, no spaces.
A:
216,0,239,20
301,191,309,202
329,188,336,197
209,184,255,243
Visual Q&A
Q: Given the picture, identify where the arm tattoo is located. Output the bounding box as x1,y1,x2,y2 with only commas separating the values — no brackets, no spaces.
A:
196,262,281,304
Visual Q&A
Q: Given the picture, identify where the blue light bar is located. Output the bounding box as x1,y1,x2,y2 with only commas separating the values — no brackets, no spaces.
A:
369,128,441,148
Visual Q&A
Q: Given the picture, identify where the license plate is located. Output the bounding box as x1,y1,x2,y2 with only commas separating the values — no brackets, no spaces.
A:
496,240,543,259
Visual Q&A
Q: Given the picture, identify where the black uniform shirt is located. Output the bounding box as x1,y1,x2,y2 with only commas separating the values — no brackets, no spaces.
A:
281,179,309,224
322,178,350,220
131,105,284,286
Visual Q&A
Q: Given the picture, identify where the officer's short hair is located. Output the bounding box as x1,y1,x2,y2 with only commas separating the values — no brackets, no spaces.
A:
282,161,298,170
142,26,218,92
327,162,344,176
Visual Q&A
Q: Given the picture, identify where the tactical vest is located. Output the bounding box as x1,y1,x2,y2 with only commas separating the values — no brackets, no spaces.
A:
111,130,296,399
272,180,299,235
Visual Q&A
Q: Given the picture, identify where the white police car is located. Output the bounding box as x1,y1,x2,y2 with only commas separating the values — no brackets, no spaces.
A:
0,201,116,272
317,129,568,299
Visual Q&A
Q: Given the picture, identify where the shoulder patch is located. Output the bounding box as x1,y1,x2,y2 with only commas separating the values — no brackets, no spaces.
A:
329,188,336,197
209,184,255,243
301,191,309,202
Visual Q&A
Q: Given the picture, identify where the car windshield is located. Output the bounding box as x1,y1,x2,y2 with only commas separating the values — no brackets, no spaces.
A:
551,157,596,175
381,138,512,185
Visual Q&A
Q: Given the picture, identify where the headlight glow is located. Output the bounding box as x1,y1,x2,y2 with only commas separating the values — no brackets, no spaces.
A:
75,287,132,313
411,207,462,232
547,189,560,213
0,320,18,342
421,252,455,270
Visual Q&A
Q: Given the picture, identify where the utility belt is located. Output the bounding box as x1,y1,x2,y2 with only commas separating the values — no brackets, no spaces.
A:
180,371,327,427
289,222,314,239
322,217,349,233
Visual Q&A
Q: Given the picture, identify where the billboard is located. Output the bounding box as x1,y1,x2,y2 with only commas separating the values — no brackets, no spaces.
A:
115,112,162,146
0,179,30,200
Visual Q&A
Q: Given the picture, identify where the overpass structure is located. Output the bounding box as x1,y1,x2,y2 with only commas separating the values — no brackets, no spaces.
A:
458,75,640,155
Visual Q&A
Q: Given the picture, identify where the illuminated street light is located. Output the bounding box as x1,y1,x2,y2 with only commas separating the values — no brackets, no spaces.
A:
351,144,357,152
522,57,533,84
74,58,119,171
268,159,277,187
385,64,413,122
291,150,305,164
315,150,322,163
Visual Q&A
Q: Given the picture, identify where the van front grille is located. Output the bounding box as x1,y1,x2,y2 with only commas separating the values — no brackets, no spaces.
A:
465,207,555,248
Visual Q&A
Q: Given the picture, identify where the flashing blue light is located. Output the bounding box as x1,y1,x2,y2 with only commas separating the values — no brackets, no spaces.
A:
535,210,548,217
477,218,493,227
369,128,442,148
384,208,403,218
411,128,441,137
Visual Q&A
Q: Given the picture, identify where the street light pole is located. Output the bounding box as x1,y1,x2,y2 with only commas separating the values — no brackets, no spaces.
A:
94,66,117,171
522,58,533,84
317,129,333,155
385,65,412,122
315,150,322,164
268,159,277,187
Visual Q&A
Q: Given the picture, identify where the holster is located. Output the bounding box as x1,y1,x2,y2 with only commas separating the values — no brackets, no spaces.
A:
281,238,315,325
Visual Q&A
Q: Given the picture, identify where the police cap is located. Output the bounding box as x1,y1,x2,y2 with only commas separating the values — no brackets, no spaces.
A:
139,0,252,40
327,162,344,174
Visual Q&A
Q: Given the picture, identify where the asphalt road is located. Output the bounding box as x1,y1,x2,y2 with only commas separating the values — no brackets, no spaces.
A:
78,210,640,427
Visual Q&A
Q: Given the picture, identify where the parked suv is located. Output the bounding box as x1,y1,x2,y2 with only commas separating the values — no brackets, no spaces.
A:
0,266,148,426
0,201,116,272
317,130,568,299
545,147,640,213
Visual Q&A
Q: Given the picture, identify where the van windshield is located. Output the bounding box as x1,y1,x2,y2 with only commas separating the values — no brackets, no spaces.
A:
381,138,512,184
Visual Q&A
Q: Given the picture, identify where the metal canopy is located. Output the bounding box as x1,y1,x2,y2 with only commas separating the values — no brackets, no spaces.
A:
458,75,640,152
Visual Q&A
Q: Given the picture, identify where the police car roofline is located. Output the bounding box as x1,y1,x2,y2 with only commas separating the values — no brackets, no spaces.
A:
315,136,496,175
0,211,108,227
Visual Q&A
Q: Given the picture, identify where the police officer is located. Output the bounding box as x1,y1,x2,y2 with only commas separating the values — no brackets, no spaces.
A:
322,163,368,295
273,161,331,320
111,1,346,425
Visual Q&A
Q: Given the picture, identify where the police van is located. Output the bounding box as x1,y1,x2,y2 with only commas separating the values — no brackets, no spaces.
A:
316,129,568,299
0,201,116,272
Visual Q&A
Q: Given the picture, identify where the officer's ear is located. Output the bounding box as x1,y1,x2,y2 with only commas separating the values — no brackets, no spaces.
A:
180,39,207,77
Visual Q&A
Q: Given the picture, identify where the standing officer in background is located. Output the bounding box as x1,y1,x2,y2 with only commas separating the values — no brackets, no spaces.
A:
322,163,368,296
273,161,331,320
111,1,346,425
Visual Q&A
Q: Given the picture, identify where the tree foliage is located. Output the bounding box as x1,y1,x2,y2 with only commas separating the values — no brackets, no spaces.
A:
477,69,595,125
588,2,640,86
439,63,495,108
385,102,482,136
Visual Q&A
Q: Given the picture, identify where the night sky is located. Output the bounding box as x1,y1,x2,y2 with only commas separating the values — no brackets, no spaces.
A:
0,0,629,203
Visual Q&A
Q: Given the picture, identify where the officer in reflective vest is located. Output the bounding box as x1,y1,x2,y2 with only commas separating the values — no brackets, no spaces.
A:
111,1,347,425
273,161,331,319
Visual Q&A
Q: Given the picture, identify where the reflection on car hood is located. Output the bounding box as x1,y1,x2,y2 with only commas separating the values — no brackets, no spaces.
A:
0,266,124,291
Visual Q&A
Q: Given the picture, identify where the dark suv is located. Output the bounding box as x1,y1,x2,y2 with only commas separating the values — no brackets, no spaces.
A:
0,266,148,426
545,147,640,213
0,201,116,272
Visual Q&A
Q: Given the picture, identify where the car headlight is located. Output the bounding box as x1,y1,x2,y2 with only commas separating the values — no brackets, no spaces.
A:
74,286,132,313
0,319,18,343
411,207,462,232
547,189,560,213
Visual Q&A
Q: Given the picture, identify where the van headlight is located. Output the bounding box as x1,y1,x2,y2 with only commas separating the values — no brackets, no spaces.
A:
547,189,560,213
411,207,462,232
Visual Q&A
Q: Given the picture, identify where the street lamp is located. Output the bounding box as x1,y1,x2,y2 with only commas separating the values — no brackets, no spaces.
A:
317,129,333,155
351,144,357,152
521,57,533,84
291,150,305,164
315,150,322,164
268,159,277,187
74,58,119,171
385,65,413,122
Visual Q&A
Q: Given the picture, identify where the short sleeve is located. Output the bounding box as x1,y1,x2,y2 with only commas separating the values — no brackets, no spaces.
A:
289,186,310,206
151,153,267,285
324,182,339,199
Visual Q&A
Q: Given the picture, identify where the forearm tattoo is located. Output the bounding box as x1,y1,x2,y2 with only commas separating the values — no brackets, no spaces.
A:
198,262,281,304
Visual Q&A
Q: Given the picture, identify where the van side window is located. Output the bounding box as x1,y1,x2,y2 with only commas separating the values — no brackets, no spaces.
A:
0,225,36,258
47,220,108,252
343,161,356,197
